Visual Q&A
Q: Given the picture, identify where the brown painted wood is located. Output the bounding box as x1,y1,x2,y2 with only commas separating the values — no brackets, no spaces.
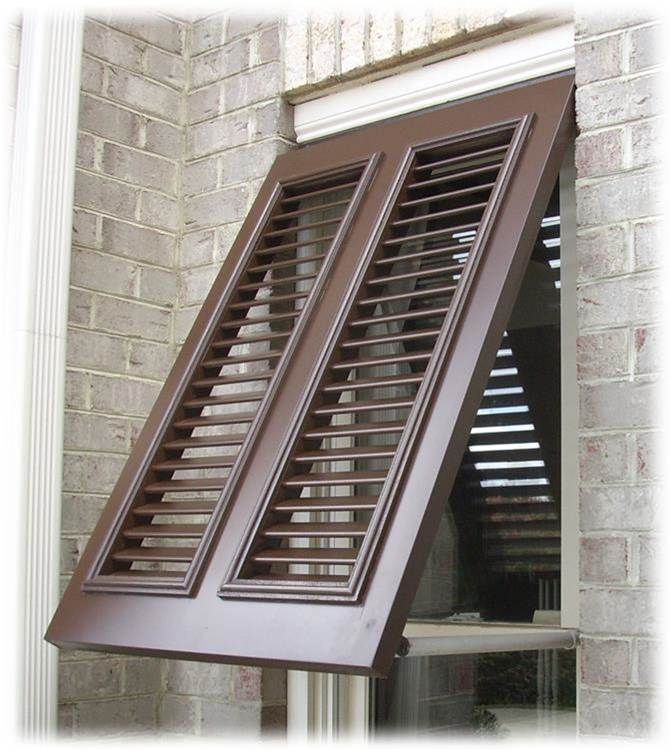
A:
46,72,573,676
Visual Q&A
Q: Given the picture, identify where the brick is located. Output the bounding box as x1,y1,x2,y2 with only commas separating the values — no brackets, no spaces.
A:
127,339,175,380
218,140,286,184
575,9,657,37
90,373,161,417
183,157,219,196
575,128,624,178
62,452,127,494
580,485,660,532
187,82,225,124
180,265,219,306
580,379,656,430
144,118,182,158
122,657,161,695
629,23,661,72
83,19,144,71
255,26,281,65
339,14,367,75
75,171,138,222
104,15,183,54
71,247,138,298
634,326,660,375
192,14,226,56
58,704,74,736
222,63,282,111
201,700,261,736
101,142,177,194
144,46,186,89
630,117,661,169
191,38,250,88
576,224,626,281
138,190,180,232
226,14,272,41
579,688,657,737
636,534,659,584
579,433,630,484
184,185,248,231
60,494,107,534
399,11,428,55
107,67,181,123
215,222,244,262
174,306,199,344
577,329,629,380
60,535,84,574
59,658,122,702
64,411,128,453
636,639,660,687
633,220,661,271
580,588,656,636
575,34,623,86
233,666,262,701
369,11,397,62
166,659,232,698
252,99,294,140
76,132,97,170
72,209,99,249
188,111,249,159
101,217,175,267
581,638,631,686
75,694,158,734
311,11,337,81
94,294,171,342
576,73,660,130
68,288,93,327
138,265,178,305
158,694,198,734
180,229,215,267
261,704,286,734
284,15,309,90
79,93,142,147
430,12,461,44
580,536,629,583
576,169,661,227
65,370,90,410
577,272,660,329
80,55,104,95
635,431,660,483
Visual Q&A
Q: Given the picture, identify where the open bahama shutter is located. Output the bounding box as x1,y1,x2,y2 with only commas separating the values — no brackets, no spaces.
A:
47,73,574,676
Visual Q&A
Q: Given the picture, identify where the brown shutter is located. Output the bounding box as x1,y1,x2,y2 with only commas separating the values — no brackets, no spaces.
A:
47,73,573,676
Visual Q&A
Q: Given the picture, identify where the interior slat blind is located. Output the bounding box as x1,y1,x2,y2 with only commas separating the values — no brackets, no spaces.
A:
47,73,573,676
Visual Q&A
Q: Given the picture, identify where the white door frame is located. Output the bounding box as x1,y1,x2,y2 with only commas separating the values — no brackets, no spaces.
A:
3,12,83,738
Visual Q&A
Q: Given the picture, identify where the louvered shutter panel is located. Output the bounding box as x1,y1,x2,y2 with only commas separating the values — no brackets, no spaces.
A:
83,159,379,594
47,74,573,676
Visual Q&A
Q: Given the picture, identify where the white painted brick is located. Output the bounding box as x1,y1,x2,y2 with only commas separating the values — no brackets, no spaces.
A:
369,11,397,62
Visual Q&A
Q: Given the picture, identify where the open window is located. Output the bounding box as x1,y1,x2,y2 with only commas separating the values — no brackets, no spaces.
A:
47,73,574,677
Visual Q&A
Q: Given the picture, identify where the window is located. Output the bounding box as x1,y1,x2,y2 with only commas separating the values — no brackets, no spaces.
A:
47,73,575,678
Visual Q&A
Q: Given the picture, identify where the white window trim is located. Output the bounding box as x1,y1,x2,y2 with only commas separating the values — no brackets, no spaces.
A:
288,22,577,739
3,13,83,738
292,23,575,144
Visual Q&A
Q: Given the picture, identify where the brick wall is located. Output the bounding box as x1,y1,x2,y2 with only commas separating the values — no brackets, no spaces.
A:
574,9,661,739
59,13,186,735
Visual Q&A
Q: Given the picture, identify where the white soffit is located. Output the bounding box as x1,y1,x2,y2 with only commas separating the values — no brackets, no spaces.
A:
294,23,575,143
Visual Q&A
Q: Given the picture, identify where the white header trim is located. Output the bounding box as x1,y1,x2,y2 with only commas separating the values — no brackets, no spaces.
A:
294,23,575,143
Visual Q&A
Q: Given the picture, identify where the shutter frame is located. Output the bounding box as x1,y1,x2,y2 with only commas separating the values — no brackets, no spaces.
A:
47,72,574,677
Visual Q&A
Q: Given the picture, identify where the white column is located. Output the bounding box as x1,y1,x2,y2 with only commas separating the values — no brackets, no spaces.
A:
2,12,83,738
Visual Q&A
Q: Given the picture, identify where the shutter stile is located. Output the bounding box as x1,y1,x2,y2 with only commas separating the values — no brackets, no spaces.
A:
220,118,534,601
83,158,379,595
